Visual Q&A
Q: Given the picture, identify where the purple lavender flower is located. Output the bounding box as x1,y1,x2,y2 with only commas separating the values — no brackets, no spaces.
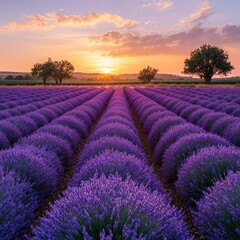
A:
0,132,10,150
37,124,81,150
26,112,49,127
176,146,240,205
154,123,203,165
197,112,227,131
70,149,164,193
77,136,146,169
210,116,239,135
52,116,88,136
89,123,142,147
32,175,191,239
0,147,58,198
187,108,212,124
143,111,175,133
161,133,230,182
223,122,240,147
98,115,135,131
18,132,73,166
0,120,22,146
148,117,185,149
193,171,240,239
8,115,38,136
0,167,39,239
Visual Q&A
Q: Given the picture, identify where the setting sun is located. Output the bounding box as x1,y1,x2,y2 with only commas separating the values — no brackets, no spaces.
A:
101,68,111,74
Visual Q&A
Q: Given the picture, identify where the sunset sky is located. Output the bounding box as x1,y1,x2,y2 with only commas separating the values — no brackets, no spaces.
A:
0,0,239,75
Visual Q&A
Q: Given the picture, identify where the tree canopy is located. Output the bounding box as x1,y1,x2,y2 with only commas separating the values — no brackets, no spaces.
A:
183,44,234,84
138,66,158,83
31,58,74,85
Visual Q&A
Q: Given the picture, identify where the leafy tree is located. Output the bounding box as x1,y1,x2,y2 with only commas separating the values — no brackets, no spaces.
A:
31,59,74,85
5,75,14,80
15,75,25,80
138,66,158,83
31,58,56,85
53,60,74,85
183,44,234,84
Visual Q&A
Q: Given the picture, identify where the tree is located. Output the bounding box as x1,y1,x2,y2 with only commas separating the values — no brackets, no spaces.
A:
138,66,158,83
31,58,56,85
183,44,234,84
53,60,74,85
15,75,25,80
31,59,74,85
5,75,14,80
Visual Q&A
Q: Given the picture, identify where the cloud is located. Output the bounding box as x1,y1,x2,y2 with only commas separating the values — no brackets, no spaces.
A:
89,24,240,57
0,10,139,32
143,0,173,10
180,6,214,25
1,14,53,31
49,10,139,28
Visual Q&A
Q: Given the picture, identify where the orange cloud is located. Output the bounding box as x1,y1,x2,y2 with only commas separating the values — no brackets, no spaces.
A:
0,10,138,32
49,10,139,28
180,6,214,25
90,24,240,57
1,14,53,31
143,0,173,10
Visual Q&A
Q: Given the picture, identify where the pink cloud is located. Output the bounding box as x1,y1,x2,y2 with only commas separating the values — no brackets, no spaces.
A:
180,6,214,25
143,0,173,10
48,10,139,28
1,14,53,31
0,10,139,32
89,24,240,57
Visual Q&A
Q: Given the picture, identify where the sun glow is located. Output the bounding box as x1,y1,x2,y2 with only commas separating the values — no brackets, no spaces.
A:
101,67,111,74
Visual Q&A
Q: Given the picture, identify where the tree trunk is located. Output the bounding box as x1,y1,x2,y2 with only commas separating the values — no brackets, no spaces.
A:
55,78,59,85
60,79,63,85
204,76,212,84
43,77,47,85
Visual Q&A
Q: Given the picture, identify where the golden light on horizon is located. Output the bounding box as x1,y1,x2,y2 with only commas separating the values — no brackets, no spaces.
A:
101,67,111,74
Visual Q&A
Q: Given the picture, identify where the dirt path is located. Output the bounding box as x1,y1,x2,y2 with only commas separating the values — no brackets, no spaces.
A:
124,89,202,240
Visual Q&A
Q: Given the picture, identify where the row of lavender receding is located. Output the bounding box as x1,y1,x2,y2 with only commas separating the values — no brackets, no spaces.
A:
138,87,240,147
0,88,104,150
127,88,240,239
31,88,192,239
0,87,113,239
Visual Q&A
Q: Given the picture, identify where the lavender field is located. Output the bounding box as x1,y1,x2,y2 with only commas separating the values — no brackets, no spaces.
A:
0,86,240,240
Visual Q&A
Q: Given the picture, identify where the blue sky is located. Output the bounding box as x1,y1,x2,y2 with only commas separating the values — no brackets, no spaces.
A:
0,0,239,74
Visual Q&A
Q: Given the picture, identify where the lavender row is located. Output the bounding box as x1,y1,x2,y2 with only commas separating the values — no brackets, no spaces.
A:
149,87,240,117
164,87,240,104
0,87,88,109
137,87,240,147
126,88,240,239
0,88,103,150
0,88,92,120
0,88,113,239
31,88,191,240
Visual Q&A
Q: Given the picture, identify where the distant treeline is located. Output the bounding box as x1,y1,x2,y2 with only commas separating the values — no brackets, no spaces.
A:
0,74,33,80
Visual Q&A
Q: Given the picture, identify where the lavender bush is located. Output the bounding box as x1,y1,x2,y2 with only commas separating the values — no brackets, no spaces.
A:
89,123,141,147
0,147,58,198
18,133,73,166
176,146,240,205
193,171,240,239
0,167,39,239
32,176,191,240
70,150,164,193
161,133,230,182
77,136,146,169
0,120,22,146
148,117,185,148
154,124,203,164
